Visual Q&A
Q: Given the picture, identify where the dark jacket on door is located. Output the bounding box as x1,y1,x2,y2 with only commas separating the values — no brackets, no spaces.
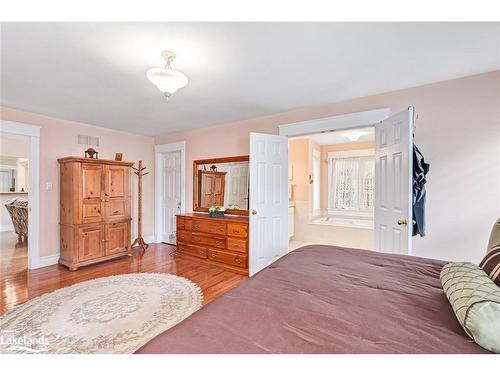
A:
413,144,430,237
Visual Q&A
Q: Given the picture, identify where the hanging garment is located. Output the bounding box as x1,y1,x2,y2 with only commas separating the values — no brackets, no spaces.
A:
413,144,430,237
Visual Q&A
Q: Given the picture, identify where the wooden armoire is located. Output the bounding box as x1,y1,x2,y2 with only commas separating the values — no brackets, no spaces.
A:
58,157,133,270
198,170,226,207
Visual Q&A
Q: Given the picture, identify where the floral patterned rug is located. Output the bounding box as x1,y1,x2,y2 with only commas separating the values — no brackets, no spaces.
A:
0,273,203,354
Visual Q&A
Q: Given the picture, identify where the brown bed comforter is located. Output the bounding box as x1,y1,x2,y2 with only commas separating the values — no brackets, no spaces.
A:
137,245,487,353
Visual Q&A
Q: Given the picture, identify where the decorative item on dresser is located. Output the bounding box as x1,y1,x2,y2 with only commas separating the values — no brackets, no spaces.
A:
176,213,249,275
58,157,133,271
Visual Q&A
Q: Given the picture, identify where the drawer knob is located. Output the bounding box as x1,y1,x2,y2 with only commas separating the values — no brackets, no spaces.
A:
211,253,216,258
215,241,223,246
235,256,242,264
233,243,240,248
199,250,204,255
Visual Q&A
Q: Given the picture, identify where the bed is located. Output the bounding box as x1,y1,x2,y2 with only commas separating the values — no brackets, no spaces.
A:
136,245,487,353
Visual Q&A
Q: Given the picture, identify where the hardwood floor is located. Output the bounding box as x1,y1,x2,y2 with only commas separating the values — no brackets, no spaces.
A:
0,230,28,277
0,242,247,315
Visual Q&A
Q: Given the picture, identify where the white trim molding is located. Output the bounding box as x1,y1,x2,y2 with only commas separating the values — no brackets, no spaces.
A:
143,235,157,244
154,141,186,243
278,108,390,137
31,253,59,269
0,120,42,269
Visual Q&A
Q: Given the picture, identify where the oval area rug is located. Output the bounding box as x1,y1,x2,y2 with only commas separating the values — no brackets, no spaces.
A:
0,273,203,354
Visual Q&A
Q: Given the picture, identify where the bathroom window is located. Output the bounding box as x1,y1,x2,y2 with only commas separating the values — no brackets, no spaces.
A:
328,149,374,217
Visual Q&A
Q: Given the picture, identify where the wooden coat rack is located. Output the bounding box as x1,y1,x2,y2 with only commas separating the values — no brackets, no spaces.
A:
131,160,149,252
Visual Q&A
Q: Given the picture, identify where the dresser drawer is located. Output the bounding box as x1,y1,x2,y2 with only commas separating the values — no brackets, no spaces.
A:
227,223,248,238
191,233,225,249
176,217,192,231
192,219,226,236
177,243,207,259
208,249,247,269
177,230,192,243
226,237,247,253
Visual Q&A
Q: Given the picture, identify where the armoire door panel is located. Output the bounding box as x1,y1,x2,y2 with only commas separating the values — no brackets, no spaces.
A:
106,166,127,198
82,164,103,200
105,222,129,255
78,225,104,262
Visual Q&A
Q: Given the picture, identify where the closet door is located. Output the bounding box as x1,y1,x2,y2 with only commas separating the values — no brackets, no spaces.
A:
81,164,104,223
104,165,129,221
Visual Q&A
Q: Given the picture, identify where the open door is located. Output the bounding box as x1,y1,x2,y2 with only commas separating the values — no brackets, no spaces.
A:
249,132,289,276
374,107,414,254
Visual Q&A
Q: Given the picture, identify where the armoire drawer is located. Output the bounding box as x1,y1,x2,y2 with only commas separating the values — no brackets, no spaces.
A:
227,223,248,238
191,233,225,249
192,219,226,236
177,243,207,259
226,237,247,253
208,249,247,269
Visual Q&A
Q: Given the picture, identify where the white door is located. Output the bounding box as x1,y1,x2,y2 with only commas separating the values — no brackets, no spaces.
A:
225,163,249,209
160,151,181,244
374,107,414,254
249,132,289,276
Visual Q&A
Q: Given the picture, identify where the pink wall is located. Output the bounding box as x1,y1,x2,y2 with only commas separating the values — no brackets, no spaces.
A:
0,107,155,257
156,71,500,263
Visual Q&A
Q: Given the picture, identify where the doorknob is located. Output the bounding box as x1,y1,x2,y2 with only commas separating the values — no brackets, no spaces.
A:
251,210,257,215
397,219,408,226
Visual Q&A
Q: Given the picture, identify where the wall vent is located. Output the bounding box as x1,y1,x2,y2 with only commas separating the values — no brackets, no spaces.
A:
78,135,100,147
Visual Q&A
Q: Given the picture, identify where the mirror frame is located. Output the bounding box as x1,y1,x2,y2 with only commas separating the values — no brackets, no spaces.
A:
193,155,249,216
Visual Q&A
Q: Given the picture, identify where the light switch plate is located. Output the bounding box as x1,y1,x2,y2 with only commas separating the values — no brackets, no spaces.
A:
45,182,53,191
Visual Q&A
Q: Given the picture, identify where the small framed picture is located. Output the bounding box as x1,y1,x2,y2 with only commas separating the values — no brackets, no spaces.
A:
114,153,123,161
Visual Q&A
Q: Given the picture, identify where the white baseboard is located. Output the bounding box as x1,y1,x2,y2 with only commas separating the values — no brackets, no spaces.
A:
28,235,157,270
30,253,59,269
0,224,14,232
143,235,156,244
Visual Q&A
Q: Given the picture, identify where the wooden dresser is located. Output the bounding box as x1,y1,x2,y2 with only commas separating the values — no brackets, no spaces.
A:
176,213,249,275
58,157,133,270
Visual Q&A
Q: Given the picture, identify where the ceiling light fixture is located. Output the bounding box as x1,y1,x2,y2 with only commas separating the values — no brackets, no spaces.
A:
146,51,189,100
343,131,364,142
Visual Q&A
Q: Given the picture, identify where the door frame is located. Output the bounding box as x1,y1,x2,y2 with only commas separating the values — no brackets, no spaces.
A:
279,108,390,137
0,120,41,269
278,108,392,250
154,141,186,243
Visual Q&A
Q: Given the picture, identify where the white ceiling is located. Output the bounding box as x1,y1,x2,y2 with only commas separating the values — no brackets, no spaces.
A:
1,23,499,137
293,126,375,145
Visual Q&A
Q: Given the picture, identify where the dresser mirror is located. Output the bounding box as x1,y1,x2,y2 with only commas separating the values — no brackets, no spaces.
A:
193,155,249,216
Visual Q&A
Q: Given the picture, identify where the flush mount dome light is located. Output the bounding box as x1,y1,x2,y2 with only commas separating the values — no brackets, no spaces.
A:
343,131,364,142
146,51,189,100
